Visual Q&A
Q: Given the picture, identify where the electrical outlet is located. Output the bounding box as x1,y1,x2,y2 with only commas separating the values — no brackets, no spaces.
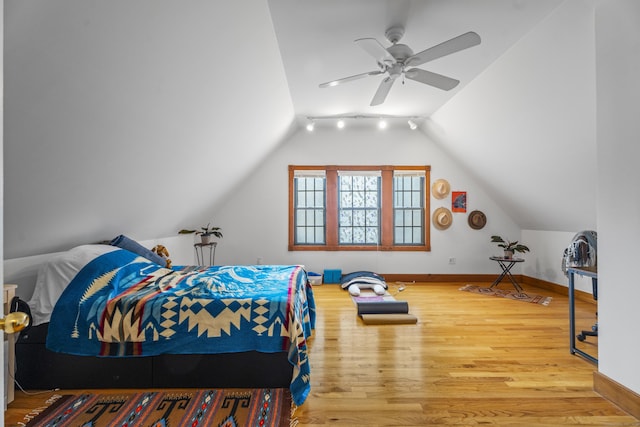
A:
448,257,456,265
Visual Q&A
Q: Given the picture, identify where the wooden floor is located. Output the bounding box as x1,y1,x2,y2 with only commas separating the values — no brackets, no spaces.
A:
5,282,639,426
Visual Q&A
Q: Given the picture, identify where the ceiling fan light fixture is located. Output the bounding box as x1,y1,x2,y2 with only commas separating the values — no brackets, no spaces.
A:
337,119,345,129
378,119,387,130
408,119,417,130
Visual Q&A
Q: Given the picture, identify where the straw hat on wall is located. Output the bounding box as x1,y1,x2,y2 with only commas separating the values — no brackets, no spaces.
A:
432,207,453,230
431,179,451,199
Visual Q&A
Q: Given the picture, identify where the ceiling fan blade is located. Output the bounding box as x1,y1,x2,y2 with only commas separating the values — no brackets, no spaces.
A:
355,38,396,67
406,31,481,67
370,76,397,106
319,70,383,88
405,68,460,91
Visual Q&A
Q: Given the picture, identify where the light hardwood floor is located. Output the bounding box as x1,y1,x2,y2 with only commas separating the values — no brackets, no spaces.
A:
5,282,639,426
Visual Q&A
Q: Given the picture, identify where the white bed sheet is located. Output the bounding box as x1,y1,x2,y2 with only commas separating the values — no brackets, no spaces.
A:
28,244,118,326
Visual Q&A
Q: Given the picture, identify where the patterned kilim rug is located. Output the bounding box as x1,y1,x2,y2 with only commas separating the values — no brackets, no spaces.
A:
24,388,292,427
459,284,553,306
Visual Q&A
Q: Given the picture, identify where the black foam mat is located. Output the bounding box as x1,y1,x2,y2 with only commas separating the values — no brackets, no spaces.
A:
356,300,409,315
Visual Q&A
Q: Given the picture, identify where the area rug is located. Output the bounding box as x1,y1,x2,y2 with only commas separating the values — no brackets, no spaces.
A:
459,284,552,306
24,388,292,427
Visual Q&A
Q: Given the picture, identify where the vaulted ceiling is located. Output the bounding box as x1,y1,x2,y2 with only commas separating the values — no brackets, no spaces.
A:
269,0,562,117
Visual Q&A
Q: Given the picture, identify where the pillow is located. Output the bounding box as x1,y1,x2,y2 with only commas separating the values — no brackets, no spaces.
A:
340,271,387,290
28,244,118,326
110,234,165,266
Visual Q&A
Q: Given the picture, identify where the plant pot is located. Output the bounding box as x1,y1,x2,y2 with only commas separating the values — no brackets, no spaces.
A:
504,249,514,259
200,234,212,244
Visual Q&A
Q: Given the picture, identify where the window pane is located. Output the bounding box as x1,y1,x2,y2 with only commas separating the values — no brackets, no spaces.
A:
297,190,306,208
404,210,413,226
296,227,305,242
404,228,412,243
340,210,352,226
412,191,420,207
413,227,422,244
413,210,421,224
353,176,364,191
353,210,365,226
340,227,352,243
366,228,379,244
353,191,364,208
365,192,378,208
366,210,378,226
341,191,353,208
297,210,306,226
353,227,365,243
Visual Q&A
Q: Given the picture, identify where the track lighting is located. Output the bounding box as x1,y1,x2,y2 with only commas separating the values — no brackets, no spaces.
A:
303,115,423,131
306,119,315,132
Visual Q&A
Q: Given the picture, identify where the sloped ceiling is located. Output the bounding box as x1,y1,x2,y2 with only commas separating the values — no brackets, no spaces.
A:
3,0,597,259
4,0,295,258
268,0,562,117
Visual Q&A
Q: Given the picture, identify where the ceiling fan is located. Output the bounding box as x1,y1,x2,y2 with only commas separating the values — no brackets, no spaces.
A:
319,26,481,106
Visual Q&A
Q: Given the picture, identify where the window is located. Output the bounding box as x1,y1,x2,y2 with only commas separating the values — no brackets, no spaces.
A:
289,165,431,251
293,170,326,245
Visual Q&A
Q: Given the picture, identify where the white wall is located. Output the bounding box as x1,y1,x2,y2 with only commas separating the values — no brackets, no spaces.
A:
1,0,6,415
3,0,295,259
523,229,595,293
595,0,640,395
214,124,521,276
427,0,597,233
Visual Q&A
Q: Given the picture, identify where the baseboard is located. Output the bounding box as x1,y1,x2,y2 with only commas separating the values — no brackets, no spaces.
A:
521,275,595,304
382,273,496,283
380,273,595,304
594,371,640,419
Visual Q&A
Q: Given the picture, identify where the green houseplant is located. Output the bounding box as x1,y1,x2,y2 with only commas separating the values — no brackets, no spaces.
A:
491,235,530,259
179,223,223,244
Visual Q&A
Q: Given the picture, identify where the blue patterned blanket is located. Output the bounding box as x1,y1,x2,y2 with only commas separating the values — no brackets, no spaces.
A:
47,249,316,405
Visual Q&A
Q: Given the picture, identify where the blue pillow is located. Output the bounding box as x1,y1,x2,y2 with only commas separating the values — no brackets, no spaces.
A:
110,234,165,266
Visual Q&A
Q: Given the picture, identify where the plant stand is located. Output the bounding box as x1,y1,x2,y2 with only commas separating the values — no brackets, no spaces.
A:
194,242,217,266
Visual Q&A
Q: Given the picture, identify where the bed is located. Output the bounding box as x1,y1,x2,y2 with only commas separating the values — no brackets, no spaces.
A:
16,244,316,405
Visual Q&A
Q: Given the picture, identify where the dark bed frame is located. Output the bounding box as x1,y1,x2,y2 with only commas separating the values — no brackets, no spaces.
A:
15,324,293,390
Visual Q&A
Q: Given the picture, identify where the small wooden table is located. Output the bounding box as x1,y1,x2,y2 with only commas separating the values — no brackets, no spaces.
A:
489,256,524,293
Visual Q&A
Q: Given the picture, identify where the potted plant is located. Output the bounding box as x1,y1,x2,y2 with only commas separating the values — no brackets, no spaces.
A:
491,235,530,259
179,223,223,244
